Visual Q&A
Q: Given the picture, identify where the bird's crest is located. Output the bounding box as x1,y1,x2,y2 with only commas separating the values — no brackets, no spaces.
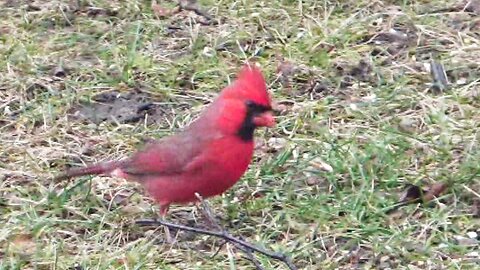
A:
221,64,271,107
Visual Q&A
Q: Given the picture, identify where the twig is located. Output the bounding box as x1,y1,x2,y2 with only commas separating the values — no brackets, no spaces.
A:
193,194,264,270
209,240,264,270
136,219,296,269
234,236,265,270
463,184,480,199
136,195,297,270
211,240,228,258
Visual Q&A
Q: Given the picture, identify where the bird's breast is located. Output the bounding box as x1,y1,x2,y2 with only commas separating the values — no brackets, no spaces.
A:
144,136,255,205
205,136,254,188
188,137,254,200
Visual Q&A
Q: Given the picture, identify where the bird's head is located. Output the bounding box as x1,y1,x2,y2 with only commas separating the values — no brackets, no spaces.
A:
215,64,275,141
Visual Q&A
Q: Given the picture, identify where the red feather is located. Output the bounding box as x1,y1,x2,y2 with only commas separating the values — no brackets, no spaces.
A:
55,64,274,216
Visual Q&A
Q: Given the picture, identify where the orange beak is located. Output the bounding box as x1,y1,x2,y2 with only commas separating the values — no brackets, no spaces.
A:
252,111,275,127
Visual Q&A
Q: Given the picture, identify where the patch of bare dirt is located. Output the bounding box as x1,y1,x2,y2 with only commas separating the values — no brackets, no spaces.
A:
70,90,179,125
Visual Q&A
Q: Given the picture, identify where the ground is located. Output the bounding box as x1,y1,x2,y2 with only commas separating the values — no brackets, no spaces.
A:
1,0,480,269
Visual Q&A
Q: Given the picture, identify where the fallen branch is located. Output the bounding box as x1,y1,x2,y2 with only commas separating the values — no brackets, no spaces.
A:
136,219,297,269
194,194,264,270
136,194,297,270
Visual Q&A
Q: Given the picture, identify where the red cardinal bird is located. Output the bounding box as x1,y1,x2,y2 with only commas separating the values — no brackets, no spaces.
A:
56,64,275,218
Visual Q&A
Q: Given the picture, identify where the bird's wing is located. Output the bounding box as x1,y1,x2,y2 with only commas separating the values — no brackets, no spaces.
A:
119,132,211,177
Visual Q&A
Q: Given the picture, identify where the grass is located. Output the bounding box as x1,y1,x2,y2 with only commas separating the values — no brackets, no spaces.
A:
1,0,480,269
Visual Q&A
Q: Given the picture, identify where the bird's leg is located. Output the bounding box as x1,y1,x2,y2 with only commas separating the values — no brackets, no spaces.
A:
159,204,175,244
194,193,222,231
135,204,174,243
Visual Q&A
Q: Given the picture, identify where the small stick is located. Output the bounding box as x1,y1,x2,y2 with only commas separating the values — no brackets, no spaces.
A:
136,219,297,269
193,194,264,270
136,195,297,270
234,235,266,270
194,194,297,270
209,240,263,270
236,243,265,270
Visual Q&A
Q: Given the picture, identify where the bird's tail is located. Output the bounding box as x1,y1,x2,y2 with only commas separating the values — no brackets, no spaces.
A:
54,160,123,181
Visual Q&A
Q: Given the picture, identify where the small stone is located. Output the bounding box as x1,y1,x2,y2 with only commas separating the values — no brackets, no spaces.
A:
202,46,215,57
456,78,467,85
466,231,478,239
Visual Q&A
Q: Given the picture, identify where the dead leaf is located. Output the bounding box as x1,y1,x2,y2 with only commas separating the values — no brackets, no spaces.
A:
26,3,41,11
309,158,333,173
399,184,423,204
422,182,448,202
387,182,449,214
